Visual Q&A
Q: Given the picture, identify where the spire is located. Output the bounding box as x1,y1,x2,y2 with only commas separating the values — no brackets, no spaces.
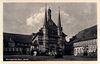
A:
57,7,63,55
43,4,48,52
48,7,51,20
58,7,62,38
44,4,47,27
58,7,61,28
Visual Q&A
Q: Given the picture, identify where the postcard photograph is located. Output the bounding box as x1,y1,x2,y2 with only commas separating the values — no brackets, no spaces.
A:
3,3,97,61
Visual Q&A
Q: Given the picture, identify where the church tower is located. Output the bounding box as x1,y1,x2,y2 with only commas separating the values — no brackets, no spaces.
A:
57,8,62,47
42,5,48,52
55,8,64,57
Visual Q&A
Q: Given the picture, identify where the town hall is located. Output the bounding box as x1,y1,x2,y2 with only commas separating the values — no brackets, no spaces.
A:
31,7,67,56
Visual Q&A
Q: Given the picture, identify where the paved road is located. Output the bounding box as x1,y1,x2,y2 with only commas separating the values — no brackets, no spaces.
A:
4,55,97,61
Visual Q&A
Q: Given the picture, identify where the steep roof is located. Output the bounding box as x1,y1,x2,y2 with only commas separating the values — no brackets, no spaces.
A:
3,32,34,43
70,25,97,43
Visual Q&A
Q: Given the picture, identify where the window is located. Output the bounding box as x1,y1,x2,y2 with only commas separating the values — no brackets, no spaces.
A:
5,48,8,51
20,48,22,51
13,48,14,51
74,48,78,56
9,48,11,51
16,48,18,51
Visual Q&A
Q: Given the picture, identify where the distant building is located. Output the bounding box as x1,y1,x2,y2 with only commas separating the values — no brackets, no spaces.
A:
70,25,97,57
3,33,33,55
31,7,67,56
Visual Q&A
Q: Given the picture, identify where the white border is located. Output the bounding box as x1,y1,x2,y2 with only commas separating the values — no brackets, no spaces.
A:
0,0,99,64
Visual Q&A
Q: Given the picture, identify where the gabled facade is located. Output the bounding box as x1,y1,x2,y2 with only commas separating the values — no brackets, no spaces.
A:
31,7,67,56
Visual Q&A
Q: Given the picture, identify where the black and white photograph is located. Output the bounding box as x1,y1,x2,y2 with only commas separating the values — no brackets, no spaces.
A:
3,3,97,61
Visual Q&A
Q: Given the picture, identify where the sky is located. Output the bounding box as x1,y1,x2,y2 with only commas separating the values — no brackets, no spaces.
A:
3,3,97,41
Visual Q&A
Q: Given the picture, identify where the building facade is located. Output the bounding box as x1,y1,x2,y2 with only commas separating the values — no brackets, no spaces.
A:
71,25,97,57
74,39,97,57
3,33,32,55
31,7,67,56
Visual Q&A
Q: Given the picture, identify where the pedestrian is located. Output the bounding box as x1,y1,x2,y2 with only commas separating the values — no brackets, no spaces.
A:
34,51,37,56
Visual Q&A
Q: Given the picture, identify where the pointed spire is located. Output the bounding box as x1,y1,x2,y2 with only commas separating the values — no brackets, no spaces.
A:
44,4,47,27
48,7,51,20
58,7,61,28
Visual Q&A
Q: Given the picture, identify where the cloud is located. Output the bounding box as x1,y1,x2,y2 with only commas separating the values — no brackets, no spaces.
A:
61,11,69,17
60,10,75,24
26,7,72,33
83,4,92,14
26,7,45,32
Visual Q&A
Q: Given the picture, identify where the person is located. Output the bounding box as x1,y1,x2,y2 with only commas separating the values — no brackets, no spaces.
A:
33,51,37,56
